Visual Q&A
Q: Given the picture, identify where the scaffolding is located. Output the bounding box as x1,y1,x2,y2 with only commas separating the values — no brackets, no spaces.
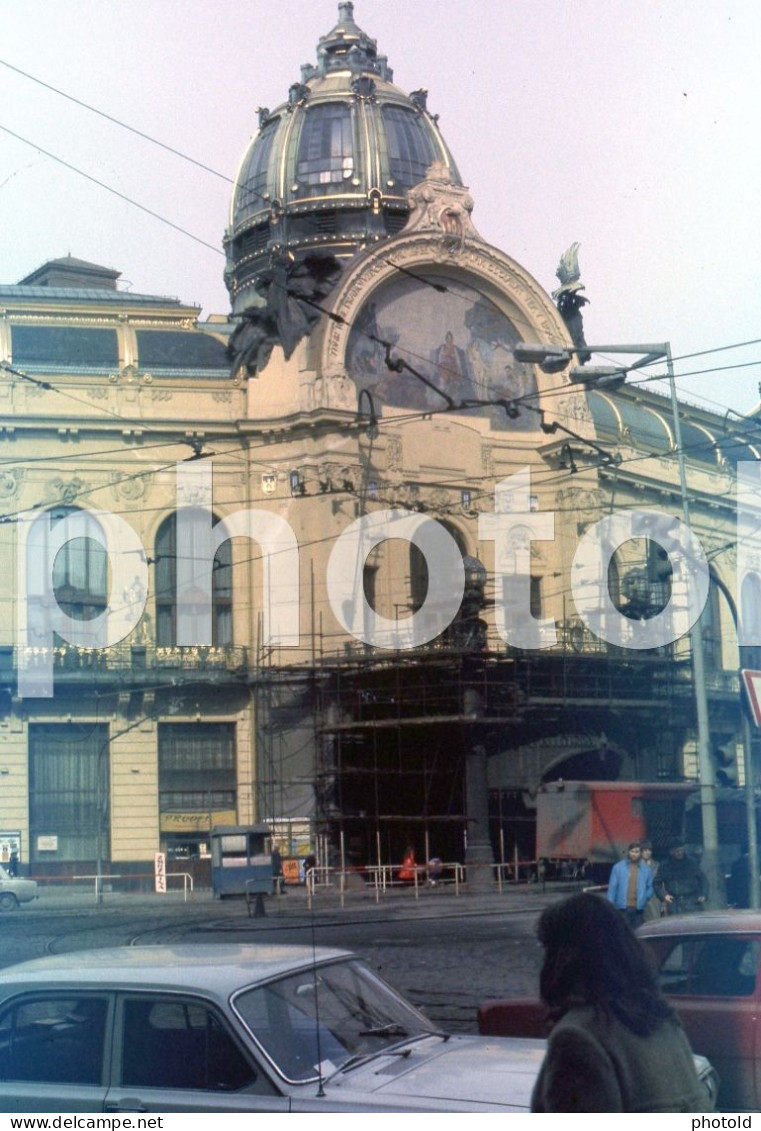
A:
251,622,719,872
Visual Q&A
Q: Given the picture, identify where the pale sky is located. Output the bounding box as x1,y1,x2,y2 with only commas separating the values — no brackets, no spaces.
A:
2,0,760,415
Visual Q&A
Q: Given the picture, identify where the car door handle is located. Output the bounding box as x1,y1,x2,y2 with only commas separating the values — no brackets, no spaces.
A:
105,1102,147,1113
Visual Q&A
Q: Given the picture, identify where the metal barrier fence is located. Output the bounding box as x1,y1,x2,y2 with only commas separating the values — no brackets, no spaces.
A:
304,859,540,909
66,872,195,903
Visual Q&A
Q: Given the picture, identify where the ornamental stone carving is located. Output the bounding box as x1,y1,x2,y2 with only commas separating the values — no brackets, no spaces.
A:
0,469,22,498
386,434,403,472
110,472,149,503
310,372,357,411
404,161,478,253
49,476,86,504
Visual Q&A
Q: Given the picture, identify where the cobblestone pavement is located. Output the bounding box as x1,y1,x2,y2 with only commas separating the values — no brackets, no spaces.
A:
0,881,575,1031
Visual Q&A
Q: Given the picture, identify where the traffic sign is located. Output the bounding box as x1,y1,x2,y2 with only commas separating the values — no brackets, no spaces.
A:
742,670,761,727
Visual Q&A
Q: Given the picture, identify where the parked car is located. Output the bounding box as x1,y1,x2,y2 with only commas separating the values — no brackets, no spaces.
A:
0,944,550,1113
638,912,761,1111
0,866,38,910
478,915,737,1111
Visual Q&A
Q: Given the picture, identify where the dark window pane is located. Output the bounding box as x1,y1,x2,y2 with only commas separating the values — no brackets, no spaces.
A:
297,105,354,189
236,119,279,216
135,331,228,370
382,107,435,187
653,936,761,998
158,724,236,813
691,937,760,997
121,997,255,1091
154,514,233,646
27,508,107,622
11,325,118,367
29,724,108,863
0,996,108,1084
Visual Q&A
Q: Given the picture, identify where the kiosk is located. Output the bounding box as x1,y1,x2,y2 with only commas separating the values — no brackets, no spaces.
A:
210,824,272,899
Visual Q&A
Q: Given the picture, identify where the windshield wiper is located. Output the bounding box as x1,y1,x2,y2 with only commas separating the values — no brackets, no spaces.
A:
325,1030,448,1082
327,1045,413,1080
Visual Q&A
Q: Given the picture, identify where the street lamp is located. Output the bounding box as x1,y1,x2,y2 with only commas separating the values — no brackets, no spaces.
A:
513,343,572,372
517,339,725,905
568,365,626,390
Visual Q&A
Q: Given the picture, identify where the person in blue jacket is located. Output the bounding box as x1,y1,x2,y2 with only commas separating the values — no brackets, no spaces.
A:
607,842,654,928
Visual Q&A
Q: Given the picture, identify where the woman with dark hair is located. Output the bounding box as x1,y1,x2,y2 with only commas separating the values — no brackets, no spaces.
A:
531,892,712,1112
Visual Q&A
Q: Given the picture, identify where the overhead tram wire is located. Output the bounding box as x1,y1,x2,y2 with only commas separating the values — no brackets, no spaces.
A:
0,56,393,251
4,92,750,640
0,61,544,336
6,102,761,408
4,87,760,505
0,124,225,258
1,347,744,531
0,360,215,460
4,61,761,392
0,57,235,186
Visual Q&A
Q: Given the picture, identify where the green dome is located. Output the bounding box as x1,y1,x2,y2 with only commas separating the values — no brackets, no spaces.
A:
224,2,462,314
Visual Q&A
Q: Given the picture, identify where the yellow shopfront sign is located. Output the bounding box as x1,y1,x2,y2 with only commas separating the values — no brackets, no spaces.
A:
160,810,237,833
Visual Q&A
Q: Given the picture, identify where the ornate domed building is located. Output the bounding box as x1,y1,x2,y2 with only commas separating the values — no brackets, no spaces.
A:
221,4,752,881
0,4,755,890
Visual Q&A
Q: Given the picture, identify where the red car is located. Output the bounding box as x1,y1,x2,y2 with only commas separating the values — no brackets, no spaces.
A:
478,912,759,1111
638,913,761,1111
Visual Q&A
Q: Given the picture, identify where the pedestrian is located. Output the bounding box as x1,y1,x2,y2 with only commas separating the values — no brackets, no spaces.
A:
271,844,284,894
606,841,654,929
726,852,751,908
427,855,443,886
656,839,707,915
398,845,417,883
302,852,317,889
639,840,662,922
531,892,713,1112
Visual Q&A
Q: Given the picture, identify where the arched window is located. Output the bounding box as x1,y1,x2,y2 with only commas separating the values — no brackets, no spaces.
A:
296,104,354,193
740,572,761,669
48,506,108,621
382,106,437,188
154,515,232,647
609,538,672,621
409,521,468,613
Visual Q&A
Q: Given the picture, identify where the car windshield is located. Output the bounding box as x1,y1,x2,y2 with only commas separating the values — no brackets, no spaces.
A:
233,959,436,1083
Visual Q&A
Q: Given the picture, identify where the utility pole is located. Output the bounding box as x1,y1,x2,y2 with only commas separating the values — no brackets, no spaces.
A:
515,340,725,904
663,343,723,906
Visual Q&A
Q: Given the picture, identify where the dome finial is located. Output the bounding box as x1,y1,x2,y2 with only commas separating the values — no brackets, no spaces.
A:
310,2,392,80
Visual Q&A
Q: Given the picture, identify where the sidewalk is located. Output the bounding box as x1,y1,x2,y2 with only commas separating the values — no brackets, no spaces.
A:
22,877,579,920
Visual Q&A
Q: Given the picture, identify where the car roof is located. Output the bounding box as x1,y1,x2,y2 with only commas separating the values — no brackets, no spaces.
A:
0,944,352,997
639,911,761,937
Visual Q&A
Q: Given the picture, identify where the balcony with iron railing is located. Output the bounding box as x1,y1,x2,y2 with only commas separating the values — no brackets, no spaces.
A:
3,643,250,686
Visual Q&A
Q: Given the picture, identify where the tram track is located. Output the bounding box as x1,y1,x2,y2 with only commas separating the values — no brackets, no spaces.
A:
38,909,226,956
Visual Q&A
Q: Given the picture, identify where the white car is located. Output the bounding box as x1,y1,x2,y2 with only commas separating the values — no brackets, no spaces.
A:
0,943,547,1113
0,944,717,1113
0,866,38,911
